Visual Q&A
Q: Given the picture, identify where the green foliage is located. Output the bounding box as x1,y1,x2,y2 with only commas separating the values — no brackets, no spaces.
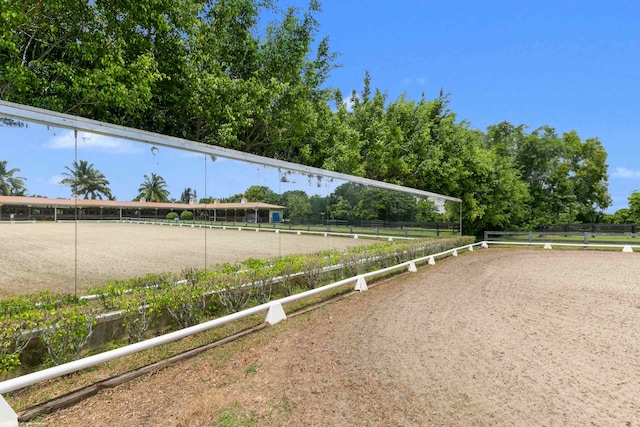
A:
166,212,178,220
115,289,157,343
156,283,207,329
180,210,194,221
0,160,27,196
39,306,96,366
627,191,640,223
180,187,197,204
60,160,113,200
214,273,252,314
138,173,170,202
0,313,40,374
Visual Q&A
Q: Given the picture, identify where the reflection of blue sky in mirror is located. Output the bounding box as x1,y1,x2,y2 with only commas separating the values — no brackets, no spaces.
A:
0,120,339,201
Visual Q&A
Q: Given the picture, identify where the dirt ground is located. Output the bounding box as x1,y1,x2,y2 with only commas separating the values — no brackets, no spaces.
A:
0,222,376,297
38,248,640,426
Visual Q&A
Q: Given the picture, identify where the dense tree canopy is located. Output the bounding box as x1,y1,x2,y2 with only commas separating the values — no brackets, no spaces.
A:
1,0,625,234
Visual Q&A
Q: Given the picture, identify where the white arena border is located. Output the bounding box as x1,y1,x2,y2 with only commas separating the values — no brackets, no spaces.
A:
484,240,638,252
0,241,482,424
113,218,417,241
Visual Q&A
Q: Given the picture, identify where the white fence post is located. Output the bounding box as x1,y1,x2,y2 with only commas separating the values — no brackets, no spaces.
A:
0,394,18,427
428,256,436,265
408,262,417,272
622,246,634,253
355,276,368,291
264,302,287,325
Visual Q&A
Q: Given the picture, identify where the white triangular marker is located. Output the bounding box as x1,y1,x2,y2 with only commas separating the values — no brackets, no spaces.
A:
264,302,287,325
0,394,18,427
452,249,458,257
355,276,368,291
428,256,435,265
408,262,417,272
544,243,552,249
622,246,634,253
468,245,474,251
481,242,489,249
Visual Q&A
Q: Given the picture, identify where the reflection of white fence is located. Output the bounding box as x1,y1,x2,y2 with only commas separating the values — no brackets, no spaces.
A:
0,241,483,425
0,219,36,224
115,217,415,241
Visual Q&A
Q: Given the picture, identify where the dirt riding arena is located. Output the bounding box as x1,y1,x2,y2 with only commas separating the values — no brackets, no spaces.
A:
0,222,375,297
42,248,640,426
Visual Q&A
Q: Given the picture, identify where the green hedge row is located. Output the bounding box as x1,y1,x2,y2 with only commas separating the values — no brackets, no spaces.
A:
0,236,474,375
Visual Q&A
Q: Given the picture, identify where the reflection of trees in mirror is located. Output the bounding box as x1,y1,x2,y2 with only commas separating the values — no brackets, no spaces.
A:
180,187,197,204
202,179,458,235
0,160,28,196
61,160,113,200
0,118,26,128
137,173,170,202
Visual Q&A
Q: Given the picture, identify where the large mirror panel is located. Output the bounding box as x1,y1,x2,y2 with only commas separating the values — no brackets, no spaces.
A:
74,133,208,294
1,107,462,301
0,118,77,296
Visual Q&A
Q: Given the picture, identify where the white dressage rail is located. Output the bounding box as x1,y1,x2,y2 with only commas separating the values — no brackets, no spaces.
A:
0,241,481,425
485,240,638,252
114,218,422,241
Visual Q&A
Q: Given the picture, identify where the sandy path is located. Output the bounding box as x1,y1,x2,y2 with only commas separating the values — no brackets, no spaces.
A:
0,222,375,297
38,248,640,426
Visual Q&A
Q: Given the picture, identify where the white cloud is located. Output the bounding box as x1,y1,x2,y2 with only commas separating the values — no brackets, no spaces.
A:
402,78,411,84
416,77,426,85
343,96,357,112
43,130,142,154
48,175,65,186
611,167,640,179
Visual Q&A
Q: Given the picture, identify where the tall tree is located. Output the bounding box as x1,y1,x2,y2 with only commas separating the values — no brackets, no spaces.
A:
627,191,640,223
60,160,113,200
281,190,311,220
179,187,197,204
137,173,170,203
0,160,27,196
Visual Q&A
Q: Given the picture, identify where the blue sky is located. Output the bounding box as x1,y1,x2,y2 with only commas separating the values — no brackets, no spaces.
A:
297,0,640,212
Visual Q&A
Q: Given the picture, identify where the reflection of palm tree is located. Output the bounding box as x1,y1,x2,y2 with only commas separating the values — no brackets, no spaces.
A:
0,160,28,196
60,160,113,200
137,173,169,202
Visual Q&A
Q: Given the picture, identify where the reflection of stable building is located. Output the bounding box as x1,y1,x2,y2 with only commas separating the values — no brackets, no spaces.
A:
0,196,285,224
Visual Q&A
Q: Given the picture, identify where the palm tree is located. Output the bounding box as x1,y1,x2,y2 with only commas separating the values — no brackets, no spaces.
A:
0,160,27,196
137,173,170,202
60,160,113,200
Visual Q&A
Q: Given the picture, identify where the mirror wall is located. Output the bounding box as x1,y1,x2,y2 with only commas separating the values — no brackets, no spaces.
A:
0,111,461,298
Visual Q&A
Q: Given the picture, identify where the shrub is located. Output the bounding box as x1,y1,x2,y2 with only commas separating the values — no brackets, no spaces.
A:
39,306,97,366
116,289,157,343
156,284,206,329
0,312,41,374
180,210,193,221
166,212,178,220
